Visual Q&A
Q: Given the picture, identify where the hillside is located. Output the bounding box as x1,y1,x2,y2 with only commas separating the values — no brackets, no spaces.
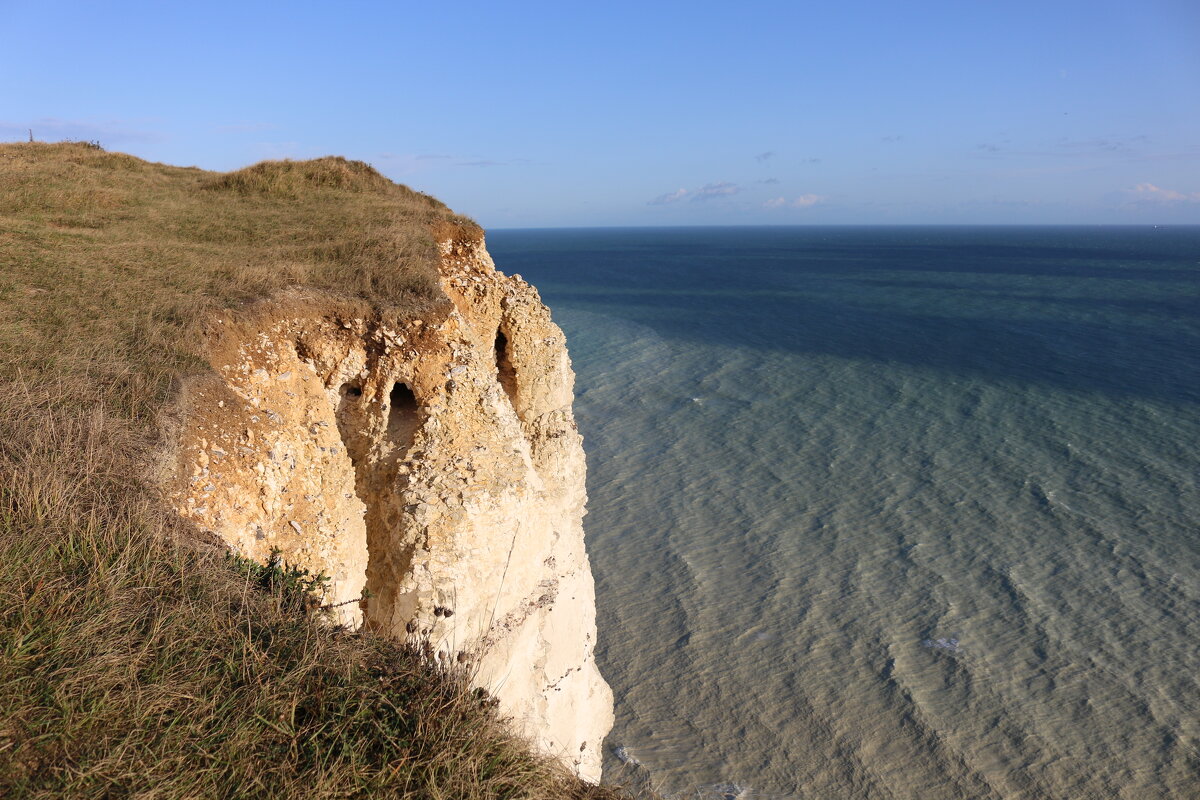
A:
0,141,631,799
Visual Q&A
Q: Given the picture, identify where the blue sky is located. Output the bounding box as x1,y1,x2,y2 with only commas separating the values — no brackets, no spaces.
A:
3,0,1198,227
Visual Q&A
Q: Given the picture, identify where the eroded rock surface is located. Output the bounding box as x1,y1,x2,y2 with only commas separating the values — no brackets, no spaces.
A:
170,235,614,779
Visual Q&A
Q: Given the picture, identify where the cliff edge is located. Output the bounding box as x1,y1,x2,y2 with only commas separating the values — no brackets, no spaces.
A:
0,142,630,796
169,231,614,778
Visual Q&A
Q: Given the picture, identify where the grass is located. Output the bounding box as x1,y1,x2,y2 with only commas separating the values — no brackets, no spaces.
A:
0,141,636,798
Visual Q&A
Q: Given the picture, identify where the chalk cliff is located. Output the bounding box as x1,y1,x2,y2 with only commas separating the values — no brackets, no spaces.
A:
170,232,614,780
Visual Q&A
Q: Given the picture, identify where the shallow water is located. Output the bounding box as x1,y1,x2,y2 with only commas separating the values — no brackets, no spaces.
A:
489,227,1200,799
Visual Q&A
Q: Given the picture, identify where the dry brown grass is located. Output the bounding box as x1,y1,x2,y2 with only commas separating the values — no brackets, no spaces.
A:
0,142,635,799
0,142,480,412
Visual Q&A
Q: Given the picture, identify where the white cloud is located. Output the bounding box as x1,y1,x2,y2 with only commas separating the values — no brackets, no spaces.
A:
1131,182,1200,203
649,181,743,206
648,187,689,205
763,194,825,209
691,181,740,201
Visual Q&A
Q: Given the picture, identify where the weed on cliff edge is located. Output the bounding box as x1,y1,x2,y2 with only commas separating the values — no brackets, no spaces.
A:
0,142,636,799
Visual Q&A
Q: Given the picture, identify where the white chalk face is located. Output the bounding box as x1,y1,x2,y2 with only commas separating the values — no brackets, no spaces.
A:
173,238,614,780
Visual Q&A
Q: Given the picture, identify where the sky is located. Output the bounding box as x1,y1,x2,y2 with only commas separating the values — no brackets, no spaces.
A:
3,0,1199,227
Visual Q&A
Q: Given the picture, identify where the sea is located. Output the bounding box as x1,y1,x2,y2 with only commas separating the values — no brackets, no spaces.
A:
486,226,1200,800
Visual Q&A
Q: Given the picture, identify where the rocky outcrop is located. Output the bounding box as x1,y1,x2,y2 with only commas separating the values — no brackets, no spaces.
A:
169,234,614,779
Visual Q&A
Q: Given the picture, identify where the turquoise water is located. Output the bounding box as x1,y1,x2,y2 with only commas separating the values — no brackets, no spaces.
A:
488,227,1200,800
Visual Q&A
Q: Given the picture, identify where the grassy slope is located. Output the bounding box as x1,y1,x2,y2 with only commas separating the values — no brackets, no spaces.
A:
0,142,630,799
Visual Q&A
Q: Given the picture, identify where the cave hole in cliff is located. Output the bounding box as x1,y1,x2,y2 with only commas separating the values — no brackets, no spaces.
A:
336,381,371,468
494,329,519,412
387,382,420,453
330,377,421,633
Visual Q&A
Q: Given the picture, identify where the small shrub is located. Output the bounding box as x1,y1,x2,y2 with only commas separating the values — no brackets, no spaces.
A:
228,547,331,615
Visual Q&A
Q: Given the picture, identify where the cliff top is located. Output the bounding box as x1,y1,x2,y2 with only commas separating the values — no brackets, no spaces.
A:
1,140,481,412
0,143,631,799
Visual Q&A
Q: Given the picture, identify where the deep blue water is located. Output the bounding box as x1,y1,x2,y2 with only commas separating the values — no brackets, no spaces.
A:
489,227,1200,799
